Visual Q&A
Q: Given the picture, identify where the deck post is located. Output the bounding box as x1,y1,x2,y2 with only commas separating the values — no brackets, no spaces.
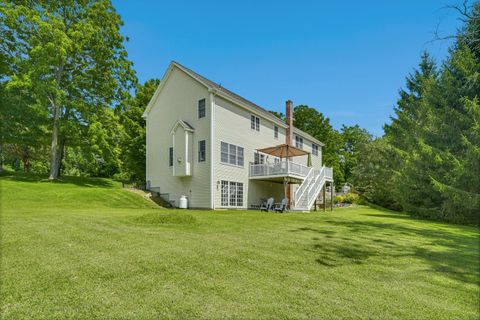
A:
323,185,326,212
330,182,334,211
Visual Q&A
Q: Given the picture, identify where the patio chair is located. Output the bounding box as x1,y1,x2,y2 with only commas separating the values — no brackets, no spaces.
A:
260,197,274,212
274,197,289,213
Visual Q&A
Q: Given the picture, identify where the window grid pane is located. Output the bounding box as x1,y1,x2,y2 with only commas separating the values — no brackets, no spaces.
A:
274,125,278,138
237,147,244,167
229,182,237,206
169,147,173,167
255,117,260,131
296,136,303,149
198,140,206,162
229,144,237,165
221,181,229,206
251,115,255,129
221,142,229,163
198,99,206,118
237,183,243,206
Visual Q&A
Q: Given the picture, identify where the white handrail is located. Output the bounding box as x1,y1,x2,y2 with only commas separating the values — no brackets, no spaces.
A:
294,167,314,206
250,160,310,178
293,166,333,210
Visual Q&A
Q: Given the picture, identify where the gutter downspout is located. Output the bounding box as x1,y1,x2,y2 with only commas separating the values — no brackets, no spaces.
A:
209,89,216,209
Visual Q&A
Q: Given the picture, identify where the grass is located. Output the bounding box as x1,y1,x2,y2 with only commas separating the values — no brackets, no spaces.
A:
1,172,479,319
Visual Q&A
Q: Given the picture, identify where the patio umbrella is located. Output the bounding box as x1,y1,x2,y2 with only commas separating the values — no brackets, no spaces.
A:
256,144,310,207
256,144,308,159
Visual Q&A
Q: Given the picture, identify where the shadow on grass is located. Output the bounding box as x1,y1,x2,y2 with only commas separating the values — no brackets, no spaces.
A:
0,171,114,188
293,216,480,285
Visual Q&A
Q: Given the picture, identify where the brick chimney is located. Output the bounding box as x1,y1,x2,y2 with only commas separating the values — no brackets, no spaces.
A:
285,100,293,146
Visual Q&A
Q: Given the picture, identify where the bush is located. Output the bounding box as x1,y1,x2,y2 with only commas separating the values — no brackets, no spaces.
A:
345,192,359,204
334,195,345,204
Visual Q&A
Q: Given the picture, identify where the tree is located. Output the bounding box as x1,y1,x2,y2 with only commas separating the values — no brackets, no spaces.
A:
0,82,49,172
352,138,402,210
339,125,372,184
269,111,285,121
119,78,160,184
0,0,136,179
384,51,438,151
367,3,480,223
292,105,344,185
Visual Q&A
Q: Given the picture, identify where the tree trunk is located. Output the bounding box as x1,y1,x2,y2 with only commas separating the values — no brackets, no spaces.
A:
58,137,66,177
0,144,3,173
49,62,65,180
49,100,61,180
22,146,30,173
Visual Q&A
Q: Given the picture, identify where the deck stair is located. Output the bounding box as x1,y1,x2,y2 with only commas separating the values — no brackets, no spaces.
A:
293,166,333,211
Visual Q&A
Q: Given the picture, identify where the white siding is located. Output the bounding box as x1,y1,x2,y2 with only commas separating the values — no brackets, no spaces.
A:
213,95,315,208
146,64,325,210
146,67,211,208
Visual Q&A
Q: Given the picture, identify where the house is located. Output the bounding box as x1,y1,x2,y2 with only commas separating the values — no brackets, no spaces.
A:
143,61,333,211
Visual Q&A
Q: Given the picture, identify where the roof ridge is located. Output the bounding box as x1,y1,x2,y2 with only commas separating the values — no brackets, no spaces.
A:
171,61,324,146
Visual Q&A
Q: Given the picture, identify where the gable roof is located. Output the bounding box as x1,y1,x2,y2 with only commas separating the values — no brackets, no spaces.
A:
170,120,194,135
144,61,324,146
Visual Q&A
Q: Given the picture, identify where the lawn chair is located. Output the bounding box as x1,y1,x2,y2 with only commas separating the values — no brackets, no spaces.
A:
260,197,274,212
274,197,289,213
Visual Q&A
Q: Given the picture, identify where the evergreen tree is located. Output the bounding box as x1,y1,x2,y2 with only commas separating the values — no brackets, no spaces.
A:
384,51,438,151
352,138,402,210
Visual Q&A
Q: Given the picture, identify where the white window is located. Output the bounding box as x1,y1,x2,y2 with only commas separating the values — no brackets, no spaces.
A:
237,147,244,166
251,115,260,131
169,147,173,167
254,152,265,164
274,125,278,139
221,142,229,163
198,98,206,118
229,144,237,165
312,143,319,156
220,141,244,167
295,136,303,149
221,181,229,206
198,140,206,162
221,180,244,207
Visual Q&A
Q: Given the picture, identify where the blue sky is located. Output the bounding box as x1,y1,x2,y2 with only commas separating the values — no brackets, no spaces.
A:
113,0,462,136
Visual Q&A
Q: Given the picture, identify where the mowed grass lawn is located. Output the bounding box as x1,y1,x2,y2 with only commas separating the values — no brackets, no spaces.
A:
1,173,479,319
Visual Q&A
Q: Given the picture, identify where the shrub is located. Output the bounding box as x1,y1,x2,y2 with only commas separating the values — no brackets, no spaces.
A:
345,192,360,204
334,195,345,204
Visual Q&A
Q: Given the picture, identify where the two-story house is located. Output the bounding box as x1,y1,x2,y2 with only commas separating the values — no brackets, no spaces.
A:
143,61,333,211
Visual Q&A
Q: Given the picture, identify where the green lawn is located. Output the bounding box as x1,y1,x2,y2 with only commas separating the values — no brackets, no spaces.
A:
1,172,479,319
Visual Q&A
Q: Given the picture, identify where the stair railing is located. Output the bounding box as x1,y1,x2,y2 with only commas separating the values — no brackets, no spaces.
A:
294,167,313,207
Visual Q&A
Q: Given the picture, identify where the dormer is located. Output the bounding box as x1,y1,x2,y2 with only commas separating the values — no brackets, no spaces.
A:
170,120,194,177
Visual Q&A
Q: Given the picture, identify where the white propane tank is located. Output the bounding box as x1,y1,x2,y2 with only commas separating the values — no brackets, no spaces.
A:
179,195,188,209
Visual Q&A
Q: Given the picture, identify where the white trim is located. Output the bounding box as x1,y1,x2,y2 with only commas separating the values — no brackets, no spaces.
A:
185,131,189,175
210,91,216,209
170,120,194,135
142,63,175,118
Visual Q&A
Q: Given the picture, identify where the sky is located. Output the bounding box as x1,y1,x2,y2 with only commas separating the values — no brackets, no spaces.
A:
113,0,462,136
